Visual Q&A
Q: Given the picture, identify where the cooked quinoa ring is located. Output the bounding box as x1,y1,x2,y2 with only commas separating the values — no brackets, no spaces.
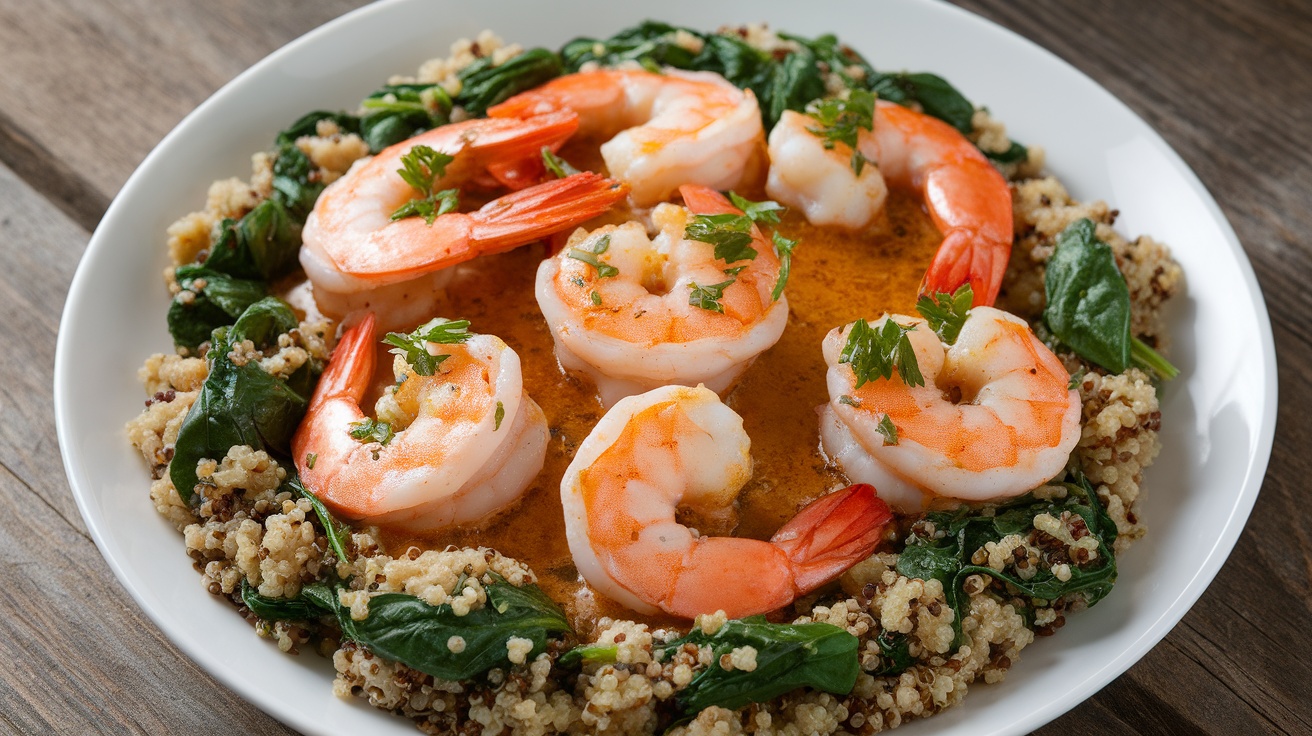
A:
126,22,1182,735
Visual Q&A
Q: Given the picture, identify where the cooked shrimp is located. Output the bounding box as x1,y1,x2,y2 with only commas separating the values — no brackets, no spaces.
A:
535,185,787,407
300,113,628,331
292,313,548,530
561,384,892,619
767,101,1012,306
489,69,765,206
820,307,1080,512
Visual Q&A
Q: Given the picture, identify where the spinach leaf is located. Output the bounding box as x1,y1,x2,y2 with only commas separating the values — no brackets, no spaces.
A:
241,579,336,621
167,265,266,350
275,110,360,147
558,643,618,669
654,616,858,715
169,298,318,503
341,574,571,680
359,83,453,152
560,21,701,73
871,630,914,676
867,71,975,135
285,475,351,565
1042,219,1179,379
268,144,324,222
896,478,1119,649
456,48,563,117
204,198,301,282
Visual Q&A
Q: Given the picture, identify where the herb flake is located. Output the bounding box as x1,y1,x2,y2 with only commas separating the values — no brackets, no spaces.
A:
839,318,924,388
805,89,876,175
688,280,735,313
568,234,618,279
915,284,973,344
684,214,758,264
348,417,394,446
390,145,460,225
383,318,472,376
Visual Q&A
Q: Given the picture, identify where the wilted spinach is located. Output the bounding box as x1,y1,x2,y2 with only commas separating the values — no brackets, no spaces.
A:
456,48,563,116
166,265,266,351
169,297,320,503
204,198,301,282
359,83,453,152
241,579,337,622
1043,218,1178,380
653,616,859,715
896,475,1119,649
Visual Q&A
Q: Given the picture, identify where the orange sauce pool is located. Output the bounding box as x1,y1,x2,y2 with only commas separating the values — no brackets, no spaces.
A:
350,184,942,636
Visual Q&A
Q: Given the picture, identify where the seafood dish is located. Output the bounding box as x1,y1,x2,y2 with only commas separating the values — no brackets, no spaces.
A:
124,21,1183,735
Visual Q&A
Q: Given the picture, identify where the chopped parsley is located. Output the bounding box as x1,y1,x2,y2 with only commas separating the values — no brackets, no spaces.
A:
1068,367,1086,391
837,395,861,407
494,401,505,430
688,280,735,313
568,234,618,279
770,231,799,302
727,192,785,225
839,318,924,388
590,291,602,306
389,144,460,225
875,414,899,445
723,265,748,277
805,89,876,175
348,417,394,446
383,318,472,376
540,146,581,178
915,284,973,344
305,452,317,469
684,214,758,264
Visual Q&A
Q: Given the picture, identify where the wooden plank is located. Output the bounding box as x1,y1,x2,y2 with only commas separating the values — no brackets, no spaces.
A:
0,161,292,734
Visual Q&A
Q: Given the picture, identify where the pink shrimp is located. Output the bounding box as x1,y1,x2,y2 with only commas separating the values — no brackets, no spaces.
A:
767,101,1012,306
560,384,892,619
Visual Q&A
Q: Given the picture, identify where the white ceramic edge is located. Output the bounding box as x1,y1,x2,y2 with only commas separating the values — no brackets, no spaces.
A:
51,0,1279,734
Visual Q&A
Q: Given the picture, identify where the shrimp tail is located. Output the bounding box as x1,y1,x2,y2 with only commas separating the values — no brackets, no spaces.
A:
469,172,629,253
770,484,892,593
678,184,738,216
462,111,580,167
307,313,376,411
920,229,1011,308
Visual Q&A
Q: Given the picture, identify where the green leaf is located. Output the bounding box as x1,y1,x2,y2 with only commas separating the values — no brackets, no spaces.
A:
867,72,974,135
342,575,571,680
871,630,914,676
837,395,861,407
770,231,798,302
1130,336,1180,381
1043,218,1132,373
286,476,351,565
567,234,618,278
359,83,452,152
169,298,318,503
839,318,924,388
688,279,735,313
241,579,336,621
167,266,267,351
915,284,973,345
685,214,757,264
456,48,563,117
984,139,1029,165
558,644,618,669
654,616,859,714
348,417,394,446
494,401,505,431
389,146,460,225
275,111,360,148
875,414,899,445
805,90,875,175
540,147,581,178
383,318,472,377
268,144,325,221
205,198,302,282
727,192,785,225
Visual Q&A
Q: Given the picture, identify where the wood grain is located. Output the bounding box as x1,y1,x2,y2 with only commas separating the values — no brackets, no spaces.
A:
0,0,1307,734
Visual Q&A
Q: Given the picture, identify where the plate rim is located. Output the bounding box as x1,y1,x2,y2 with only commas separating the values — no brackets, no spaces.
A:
52,0,1279,734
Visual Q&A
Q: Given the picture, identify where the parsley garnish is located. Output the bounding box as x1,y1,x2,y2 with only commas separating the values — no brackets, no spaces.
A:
770,231,798,302
568,234,618,278
875,414,899,445
837,395,861,407
723,265,748,277
590,291,602,306
839,318,924,388
1068,367,1086,391
390,145,460,225
383,318,472,376
348,417,394,446
685,214,758,264
494,401,505,430
688,280,735,313
727,192,785,225
915,284,973,344
541,146,581,178
305,452,317,469
805,89,876,175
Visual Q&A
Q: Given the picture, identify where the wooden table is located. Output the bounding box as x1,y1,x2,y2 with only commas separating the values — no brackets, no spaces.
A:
3,1,1307,733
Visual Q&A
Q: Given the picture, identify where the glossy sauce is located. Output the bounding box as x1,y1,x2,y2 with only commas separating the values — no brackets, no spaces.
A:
330,141,942,634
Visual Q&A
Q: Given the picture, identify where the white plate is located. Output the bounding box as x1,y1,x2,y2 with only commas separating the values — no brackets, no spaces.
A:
54,0,1277,734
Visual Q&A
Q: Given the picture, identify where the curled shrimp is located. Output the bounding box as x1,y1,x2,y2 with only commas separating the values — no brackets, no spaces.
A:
535,185,787,407
292,313,548,530
819,307,1080,513
300,113,629,330
489,69,765,206
561,384,892,619
767,101,1012,306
